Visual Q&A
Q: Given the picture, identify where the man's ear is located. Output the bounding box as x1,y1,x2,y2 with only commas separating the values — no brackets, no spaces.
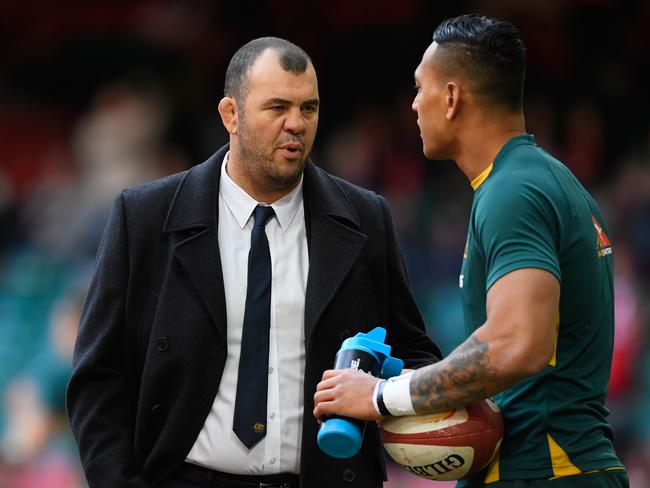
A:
218,97,238,134
444,81,461,121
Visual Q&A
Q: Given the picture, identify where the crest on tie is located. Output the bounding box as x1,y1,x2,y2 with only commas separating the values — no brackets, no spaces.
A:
253,422,265,433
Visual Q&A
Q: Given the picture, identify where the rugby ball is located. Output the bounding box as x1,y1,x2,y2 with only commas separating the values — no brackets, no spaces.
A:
379,398,503,481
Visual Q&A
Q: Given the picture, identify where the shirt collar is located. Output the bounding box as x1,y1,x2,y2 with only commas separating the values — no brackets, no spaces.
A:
219,151,304,231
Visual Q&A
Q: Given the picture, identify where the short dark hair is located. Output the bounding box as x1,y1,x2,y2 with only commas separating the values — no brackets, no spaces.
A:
432,14,526,111
224,37,312,102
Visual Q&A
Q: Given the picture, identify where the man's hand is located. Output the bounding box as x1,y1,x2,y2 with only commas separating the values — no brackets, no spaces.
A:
313,369,382,422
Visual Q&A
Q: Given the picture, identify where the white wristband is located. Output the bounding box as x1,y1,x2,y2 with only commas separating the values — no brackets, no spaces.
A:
382,371,416,416
372,380,384,416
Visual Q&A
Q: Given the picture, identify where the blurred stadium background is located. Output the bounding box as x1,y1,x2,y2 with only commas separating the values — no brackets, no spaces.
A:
0,0,649,486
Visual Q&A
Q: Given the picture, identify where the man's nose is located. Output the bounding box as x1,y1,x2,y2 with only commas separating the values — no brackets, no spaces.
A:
284,108,306,134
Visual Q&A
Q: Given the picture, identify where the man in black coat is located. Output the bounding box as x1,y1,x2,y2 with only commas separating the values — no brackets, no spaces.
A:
67,36,441,488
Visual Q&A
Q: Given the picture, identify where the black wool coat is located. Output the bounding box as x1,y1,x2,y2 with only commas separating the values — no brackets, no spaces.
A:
66,145,441,488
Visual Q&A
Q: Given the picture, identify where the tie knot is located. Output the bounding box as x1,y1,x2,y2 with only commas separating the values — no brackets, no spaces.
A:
253,205,275,228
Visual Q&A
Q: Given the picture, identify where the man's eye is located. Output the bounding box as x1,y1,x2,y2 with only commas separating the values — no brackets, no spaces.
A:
302,105,316,113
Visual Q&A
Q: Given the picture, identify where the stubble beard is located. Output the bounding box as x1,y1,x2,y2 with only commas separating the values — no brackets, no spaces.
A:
236,118,307,193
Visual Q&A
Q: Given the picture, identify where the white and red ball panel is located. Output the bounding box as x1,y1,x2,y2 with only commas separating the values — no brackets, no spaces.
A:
380,398,503,481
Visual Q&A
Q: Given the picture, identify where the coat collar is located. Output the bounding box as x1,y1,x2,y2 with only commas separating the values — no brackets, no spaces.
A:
162,146,226,233
163,144,361,233
162,145,366,343
302,161,360,230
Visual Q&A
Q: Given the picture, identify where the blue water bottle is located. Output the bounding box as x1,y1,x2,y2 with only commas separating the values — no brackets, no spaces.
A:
317,326,404,458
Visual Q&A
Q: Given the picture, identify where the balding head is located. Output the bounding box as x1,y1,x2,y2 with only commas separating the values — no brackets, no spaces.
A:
224,37,313,104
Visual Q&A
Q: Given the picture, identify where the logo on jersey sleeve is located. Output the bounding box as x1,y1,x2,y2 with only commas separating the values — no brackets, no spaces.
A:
592,215,612,257
460,235,469,288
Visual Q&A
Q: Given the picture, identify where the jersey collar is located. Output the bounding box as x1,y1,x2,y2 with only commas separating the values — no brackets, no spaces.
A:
471,134,536,191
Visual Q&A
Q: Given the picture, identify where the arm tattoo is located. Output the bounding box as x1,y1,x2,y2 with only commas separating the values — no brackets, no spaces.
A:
410,335,497,413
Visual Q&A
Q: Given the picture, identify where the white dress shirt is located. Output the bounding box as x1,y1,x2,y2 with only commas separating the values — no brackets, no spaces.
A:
186,153,308,475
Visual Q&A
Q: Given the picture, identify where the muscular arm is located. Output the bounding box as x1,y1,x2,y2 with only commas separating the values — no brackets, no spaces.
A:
411,267,559,413
314,267,559,421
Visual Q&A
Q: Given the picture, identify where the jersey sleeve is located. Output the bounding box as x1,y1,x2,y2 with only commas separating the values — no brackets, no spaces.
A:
474,179,561,291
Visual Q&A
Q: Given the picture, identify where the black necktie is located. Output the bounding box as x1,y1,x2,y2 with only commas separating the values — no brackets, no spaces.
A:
233,205,275,449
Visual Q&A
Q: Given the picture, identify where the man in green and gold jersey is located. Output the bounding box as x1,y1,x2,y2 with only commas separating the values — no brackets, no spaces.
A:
313,14,628,488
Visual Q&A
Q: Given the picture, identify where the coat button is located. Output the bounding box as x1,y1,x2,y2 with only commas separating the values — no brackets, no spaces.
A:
151,403,163,413
342,468,356,483
156,337,168,351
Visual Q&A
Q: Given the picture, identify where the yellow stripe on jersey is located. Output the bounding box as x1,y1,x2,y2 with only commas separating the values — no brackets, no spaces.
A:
549,311,560,367
471,163,494,190
547,434,581,478
483,447,501,484
549,467,626,480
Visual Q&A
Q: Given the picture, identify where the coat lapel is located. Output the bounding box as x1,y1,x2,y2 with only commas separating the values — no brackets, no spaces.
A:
303,163,367,341
161,150,367,344
163,147,228,341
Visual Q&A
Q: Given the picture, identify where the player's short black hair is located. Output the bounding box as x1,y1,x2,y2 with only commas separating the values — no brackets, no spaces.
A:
432,14,526,111
224,37,312,102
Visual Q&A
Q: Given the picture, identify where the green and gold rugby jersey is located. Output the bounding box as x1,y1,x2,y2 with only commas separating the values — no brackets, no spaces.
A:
457,135,624,484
